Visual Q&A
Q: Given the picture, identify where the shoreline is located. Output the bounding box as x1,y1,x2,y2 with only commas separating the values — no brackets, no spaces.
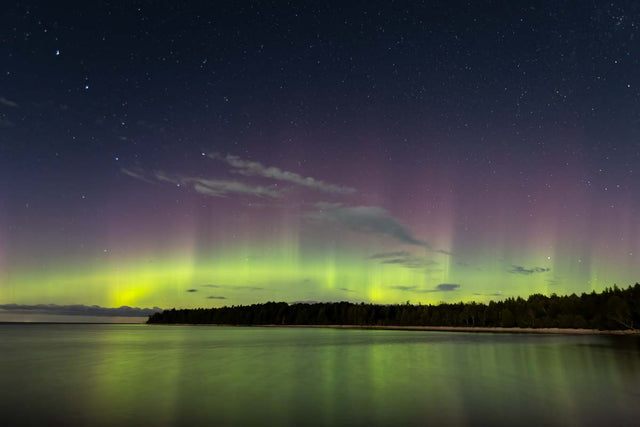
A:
150,323,640,335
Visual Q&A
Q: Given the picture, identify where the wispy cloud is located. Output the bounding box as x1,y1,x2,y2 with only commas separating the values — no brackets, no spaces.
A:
435,283,460,291
189,178,281,198
0,304,162,317
122,152,354,204
369,251,437,269
123,168,282,198
435,249,454,255
210,153,355,195
508,265,551,275
389,283,461,293
369,251,411,259
309,202,429,247
121,168,154,183
390,285,418,292
380,258,436,268
473,292,505,298
0,96,18,108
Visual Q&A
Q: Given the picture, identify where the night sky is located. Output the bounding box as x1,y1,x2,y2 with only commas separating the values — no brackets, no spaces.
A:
1,1,639,315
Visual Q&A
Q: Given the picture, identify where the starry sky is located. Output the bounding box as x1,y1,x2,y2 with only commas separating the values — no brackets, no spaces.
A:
1,1,639,316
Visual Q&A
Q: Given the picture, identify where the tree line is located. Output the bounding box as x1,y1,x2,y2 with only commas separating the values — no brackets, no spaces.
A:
147,283,640,330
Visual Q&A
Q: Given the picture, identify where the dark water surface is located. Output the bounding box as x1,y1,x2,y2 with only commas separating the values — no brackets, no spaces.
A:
1,324,639,426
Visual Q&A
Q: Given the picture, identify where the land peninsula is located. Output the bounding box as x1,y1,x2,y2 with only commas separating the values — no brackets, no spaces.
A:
148,284,640,334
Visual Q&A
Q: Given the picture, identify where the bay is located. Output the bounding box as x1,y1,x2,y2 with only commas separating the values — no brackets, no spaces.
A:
1,324,639,426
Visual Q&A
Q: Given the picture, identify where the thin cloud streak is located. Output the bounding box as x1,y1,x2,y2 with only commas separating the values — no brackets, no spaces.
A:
0,96,18,108
309,202,430,248
121,167,154,183
122,168,282,198
371,251,438,269
189,178,281,198
369,251,411,259
389,283,461,293
210,153,356,195
508,265,551,275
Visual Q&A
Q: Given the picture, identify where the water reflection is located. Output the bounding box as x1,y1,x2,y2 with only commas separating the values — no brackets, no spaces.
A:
1,325,639,426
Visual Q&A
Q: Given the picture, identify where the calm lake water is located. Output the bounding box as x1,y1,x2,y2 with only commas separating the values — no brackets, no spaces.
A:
1,324,639,426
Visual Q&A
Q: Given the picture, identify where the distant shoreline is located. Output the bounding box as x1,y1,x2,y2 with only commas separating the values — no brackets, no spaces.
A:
150,323,640,335
1,321,637,335
0,321,146,325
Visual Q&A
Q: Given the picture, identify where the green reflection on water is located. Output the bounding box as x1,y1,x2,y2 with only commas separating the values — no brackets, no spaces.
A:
1,325,639,426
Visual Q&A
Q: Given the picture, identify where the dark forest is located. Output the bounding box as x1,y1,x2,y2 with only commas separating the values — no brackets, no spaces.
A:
148,284,640,331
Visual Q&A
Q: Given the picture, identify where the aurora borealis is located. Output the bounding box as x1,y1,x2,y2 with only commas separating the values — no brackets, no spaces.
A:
1,2,639,318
